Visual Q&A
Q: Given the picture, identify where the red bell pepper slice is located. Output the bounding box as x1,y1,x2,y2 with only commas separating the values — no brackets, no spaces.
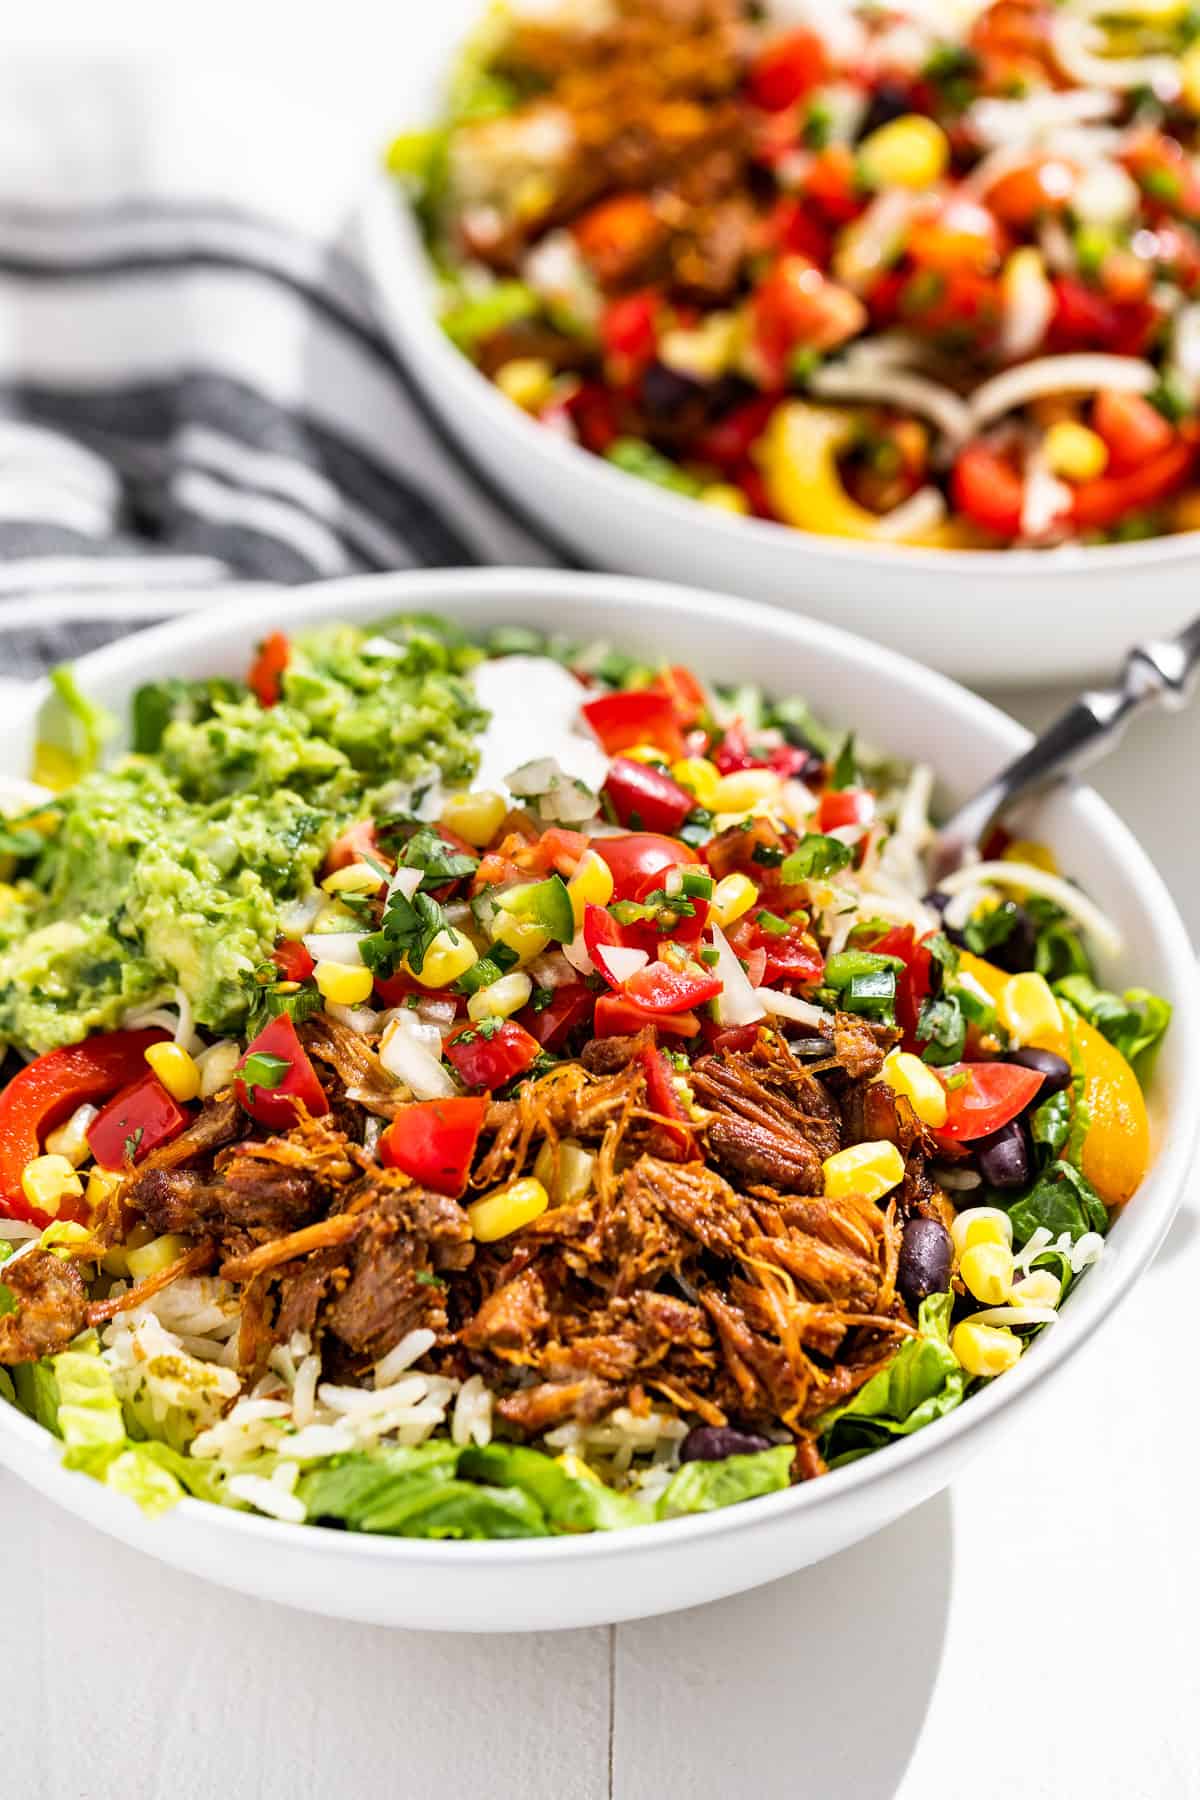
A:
323,818,392,879
757,924,824,988
643,665,708,730
950,443,1025,537
869,924,933,1048
935,1062,1044,1143
623,959,722,1015
0,1028,170,1224
593,994,701,1039
583,903,628,991
378,1096,488,1198
235,1013,330,1129
600,290,660,377
603,758,695,835
1092,389,1174,471
88,1073,192,1172
582,691,685,760
517,983,595,1053
746,25,828,109
271,939,316,984
445,1018,542,1090
817,788,875,833
248,631,290,708
591,832,697,901
632,872,710,947
1069,439,1193,529
638,1042,696,1162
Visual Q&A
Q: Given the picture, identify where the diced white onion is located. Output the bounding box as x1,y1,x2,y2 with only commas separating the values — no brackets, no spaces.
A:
379,1017,456,1099
759,990,832,1028
709,924,766,1029
968,355,1156,430
1020,455,1072,541
935,860,1122,956
1000,251,1055,362
595,944,649,983
390,868,424,902
325,1002,379,1036
967,88,1118,146
831,189,920,295
1050,14,1179,95
871,485,947,541
562,929,595,977
302,930,368,966
1072,159,1139,229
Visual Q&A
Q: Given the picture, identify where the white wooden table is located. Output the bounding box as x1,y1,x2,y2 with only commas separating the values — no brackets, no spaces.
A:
3,9,1199,1796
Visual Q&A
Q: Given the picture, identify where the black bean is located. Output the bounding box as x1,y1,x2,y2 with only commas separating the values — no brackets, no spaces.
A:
679,1425,774,1463
1005,1046,1072,1095
640,361,707,420
975,1120,1031,1190
897,1217,954,1311
860,81,917,137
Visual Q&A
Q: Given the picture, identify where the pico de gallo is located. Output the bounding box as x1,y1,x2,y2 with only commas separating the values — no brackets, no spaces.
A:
394,0,1200,548
0,617,1169,1538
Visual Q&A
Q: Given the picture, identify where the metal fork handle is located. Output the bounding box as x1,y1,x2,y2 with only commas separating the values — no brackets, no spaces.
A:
932,615,1200,879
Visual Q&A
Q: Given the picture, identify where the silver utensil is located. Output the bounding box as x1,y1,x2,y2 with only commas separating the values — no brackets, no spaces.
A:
931,614,1200,879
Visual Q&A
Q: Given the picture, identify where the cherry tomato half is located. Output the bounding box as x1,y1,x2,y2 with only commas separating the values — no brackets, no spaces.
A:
591,832,697,902
936,1061,1044,1142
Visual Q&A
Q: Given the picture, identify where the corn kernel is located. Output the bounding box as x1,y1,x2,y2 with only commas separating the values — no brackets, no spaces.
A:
822,1139,905,1203
998,971,1062,1046
555,1450,601,1483
950,1206,1014,1257
440,788,508,848
144,1041,201,1103
1181,38,1200,111
951,1319,1023,1378
533,1137,596,1207
467,969,533,1022
103,1217,151,1275
699,483,751,515
44,1102,100,1168
21,1153,83,1216
314,960,376,1006
41,1221,93,1257
489,912,552,964
126,1233,192,1281
88,1167,125,1219
711,871,758,929
859,114,949,190
1044,419,1108,482
622,743,672,766
321,860,385,895
494,356,555,412
877,1049,948,1129
567,848,615,926
1011,1268,1061,1308
959,1241,1015,1305
1002,839,1058,876
467,1176,550,1243
670,757,723,808
710,769,782,813
411,928,480,989
195,1039,241,1100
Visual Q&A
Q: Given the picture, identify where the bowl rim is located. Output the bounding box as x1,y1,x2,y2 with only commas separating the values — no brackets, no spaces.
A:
362,171,1200,581
2,565,1197,1571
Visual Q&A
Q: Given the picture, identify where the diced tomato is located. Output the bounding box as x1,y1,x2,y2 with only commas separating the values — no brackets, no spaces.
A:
643,665,708,730
760,196,833,267
714,723,816,781
520,826,589,880
694,398,778,470
582,690,685,760
985,158,1075,230
907,198,1003,274
88,1073,192,1172
271,939,315,984
590,832,697,901
603,758,695,835
372,970,466,1014
702,1020,762,1055
935,1061,1044,1142
517,982,595,1052
565,381,622,454
623,959,722,1015
248,631,290,708
1092,389,1174,471
803,145,864,226
235,1013,330,1129
600,290,660,379
1070,440,1193,529
637,1042,696,1162
593,994,701,1039
474,849,528,892
445,1019,542,1090
632,871,710,947
817,788,875,833
751,255,867,381
573,193,663,284
759,925,824,987
950,443,1024,537
1048,277,1158,357
324,818,391,878
899,267,1001,343
747,26,828,110
0,1028,170,1224
378,1096,488,1198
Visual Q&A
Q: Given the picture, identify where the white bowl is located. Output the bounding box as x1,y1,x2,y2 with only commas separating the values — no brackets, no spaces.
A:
2,568,1196,1631
360,175,1200,687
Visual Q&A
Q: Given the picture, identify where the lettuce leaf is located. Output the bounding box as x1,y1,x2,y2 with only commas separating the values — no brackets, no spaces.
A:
655,1446,793,1520
1053,976,1171,1069
461,1443,651,1532
298,1443,462,1530
1005,1159,1109,1247
816,1293,966,1468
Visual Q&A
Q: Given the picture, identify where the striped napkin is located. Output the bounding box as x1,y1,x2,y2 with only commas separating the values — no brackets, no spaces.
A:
0,56,558,683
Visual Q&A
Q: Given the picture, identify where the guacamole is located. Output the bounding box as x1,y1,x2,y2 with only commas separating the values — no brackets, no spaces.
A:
0,620,487,1053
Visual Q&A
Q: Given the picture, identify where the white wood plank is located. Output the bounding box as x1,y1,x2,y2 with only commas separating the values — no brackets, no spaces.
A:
0,1475,611,1800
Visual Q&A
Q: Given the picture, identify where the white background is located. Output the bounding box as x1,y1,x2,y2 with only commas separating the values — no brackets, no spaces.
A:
2,8,1200,1797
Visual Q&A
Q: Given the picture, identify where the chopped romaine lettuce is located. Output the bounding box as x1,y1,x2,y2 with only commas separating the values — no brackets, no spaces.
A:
461,1443,651,1532
816,1293,966,1468
1054,976,1171,1069
656,1446,793,1520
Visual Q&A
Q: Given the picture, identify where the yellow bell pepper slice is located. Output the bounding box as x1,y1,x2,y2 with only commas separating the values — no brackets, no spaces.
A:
958,950,1149,1207
756,403,956,546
